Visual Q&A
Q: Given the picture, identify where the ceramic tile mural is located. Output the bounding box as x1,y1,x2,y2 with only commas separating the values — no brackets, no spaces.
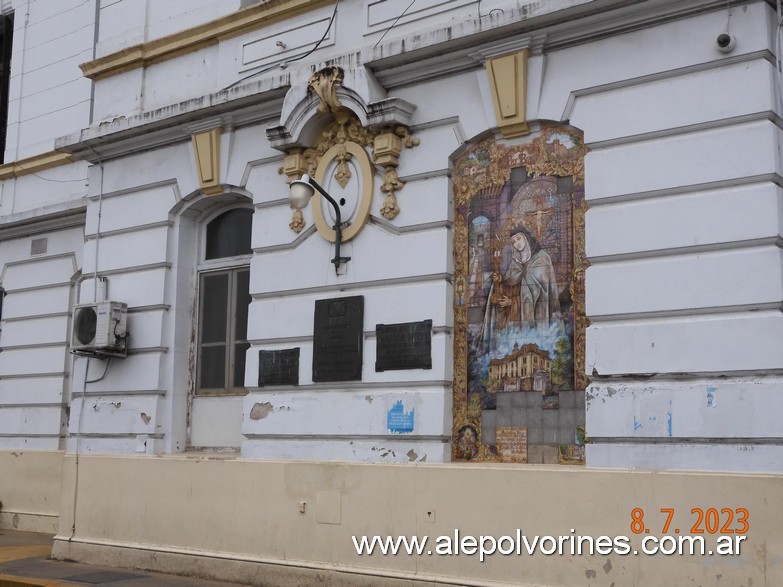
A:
452,126,588,464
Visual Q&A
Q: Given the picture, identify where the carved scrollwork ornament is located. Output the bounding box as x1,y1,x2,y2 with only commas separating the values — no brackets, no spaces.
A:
379,168,405,220
289,208,306,233
333,143,352,189
279,148,310,232
393,125,421,149
372,127,419,220
308,66,348,123
278,102,420,231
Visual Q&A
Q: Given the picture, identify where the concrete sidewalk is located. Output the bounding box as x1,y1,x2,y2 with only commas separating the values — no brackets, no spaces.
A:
0,530,249,586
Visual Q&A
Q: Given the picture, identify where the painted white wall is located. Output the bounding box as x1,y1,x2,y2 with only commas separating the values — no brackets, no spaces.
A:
4,0,94,161
0,225,83,450
1,0,781,473
95,0,242,58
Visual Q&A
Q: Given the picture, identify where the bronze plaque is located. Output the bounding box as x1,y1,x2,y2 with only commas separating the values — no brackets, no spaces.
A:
313,296,364,382
375,319,432,372
258,348,300,386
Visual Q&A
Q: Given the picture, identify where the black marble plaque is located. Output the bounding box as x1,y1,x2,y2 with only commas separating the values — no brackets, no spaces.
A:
258,348,300,386
375,319,432,372
312,295,364,382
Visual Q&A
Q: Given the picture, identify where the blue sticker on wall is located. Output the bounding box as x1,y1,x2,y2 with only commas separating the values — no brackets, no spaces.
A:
387,400,414,434
706,386,717,408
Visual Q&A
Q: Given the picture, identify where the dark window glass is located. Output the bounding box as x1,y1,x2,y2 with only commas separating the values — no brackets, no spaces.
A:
200,346,227,389
234,269,250,340
197,268,251,394
200,273,228,343
205,209,252,260
0,14,13,164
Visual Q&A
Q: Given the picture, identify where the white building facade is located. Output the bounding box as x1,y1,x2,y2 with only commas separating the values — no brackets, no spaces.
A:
1,1,782,585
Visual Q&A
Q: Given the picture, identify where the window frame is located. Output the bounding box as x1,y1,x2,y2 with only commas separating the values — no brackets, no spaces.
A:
194,205,253,397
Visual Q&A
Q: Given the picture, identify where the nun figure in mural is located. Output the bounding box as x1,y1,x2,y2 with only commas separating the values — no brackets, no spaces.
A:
479,225,562,350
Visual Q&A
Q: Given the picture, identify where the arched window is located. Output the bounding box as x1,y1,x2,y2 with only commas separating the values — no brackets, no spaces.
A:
197,207,253,395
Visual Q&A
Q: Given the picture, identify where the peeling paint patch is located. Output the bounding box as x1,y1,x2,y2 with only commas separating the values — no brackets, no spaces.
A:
387,400,414,434
633,416,642,432
93,401,121,412
585,570,596,579
140,413,151,425
372,446,396,458
250,402,273,420
407,449,418,462
666,401,673,437
365,395,374,403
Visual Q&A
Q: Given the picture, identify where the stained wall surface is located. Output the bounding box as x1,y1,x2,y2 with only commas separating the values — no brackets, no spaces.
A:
0,5,780,583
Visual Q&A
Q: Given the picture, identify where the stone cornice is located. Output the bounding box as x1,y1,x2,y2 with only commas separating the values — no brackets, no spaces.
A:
0,151,74,180
56,79,288,163
80,0,334,80
0,200,86,242
59,0,746,161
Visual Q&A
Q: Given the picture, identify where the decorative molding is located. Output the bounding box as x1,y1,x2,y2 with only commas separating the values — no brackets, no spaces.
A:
80,0,334,80
587,301,783,324
307,66,347,121
251,272,452,299
57,84,287,164
374,128,420,220
587,173,783,207
0,205,86,243
313,140,374,243
277,115,420,232
587,236,783,266
0,151,75,180
191,128,222,196
280,148,309,232
561,50,775,122
486,49,530,138
267,65,416,151
586,111,780,152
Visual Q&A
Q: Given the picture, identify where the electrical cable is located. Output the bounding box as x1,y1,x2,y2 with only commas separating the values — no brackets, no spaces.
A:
375,0,416,48
222,0,339,92
68,142,106,541
85,144,105,304
85,356,112,383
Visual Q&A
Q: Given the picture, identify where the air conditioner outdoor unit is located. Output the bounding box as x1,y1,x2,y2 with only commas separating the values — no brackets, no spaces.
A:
71,301,128,356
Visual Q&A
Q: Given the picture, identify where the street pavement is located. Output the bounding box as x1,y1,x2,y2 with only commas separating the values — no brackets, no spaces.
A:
0,530,249,586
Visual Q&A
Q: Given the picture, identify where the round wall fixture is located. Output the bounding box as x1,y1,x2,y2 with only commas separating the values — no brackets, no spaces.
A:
313,141,374,243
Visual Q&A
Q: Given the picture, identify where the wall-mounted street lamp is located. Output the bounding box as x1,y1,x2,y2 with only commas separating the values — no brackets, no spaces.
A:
289,173,351,274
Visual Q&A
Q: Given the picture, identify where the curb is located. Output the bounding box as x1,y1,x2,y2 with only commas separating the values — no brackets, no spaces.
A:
0,575,74,587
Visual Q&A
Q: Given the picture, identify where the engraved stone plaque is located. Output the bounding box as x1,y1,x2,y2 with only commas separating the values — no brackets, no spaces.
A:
496,427,528,463
312,296,364,382
258,348,300,386
375,319,432,372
